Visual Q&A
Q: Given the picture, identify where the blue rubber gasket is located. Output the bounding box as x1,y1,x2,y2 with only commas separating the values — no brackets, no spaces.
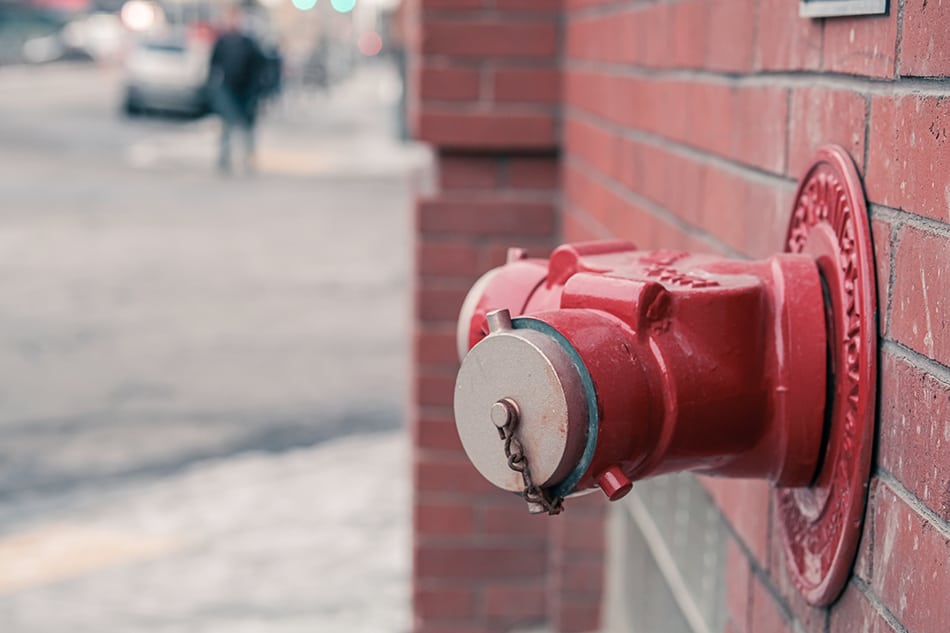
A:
511,317,599,497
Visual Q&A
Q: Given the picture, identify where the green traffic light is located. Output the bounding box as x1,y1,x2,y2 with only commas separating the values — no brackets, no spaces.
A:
330,0,356,12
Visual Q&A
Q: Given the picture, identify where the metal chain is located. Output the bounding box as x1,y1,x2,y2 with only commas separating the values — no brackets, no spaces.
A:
495,408,564,515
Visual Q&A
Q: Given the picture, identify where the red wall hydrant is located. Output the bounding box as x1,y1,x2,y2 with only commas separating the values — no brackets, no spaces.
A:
454,240,827,513
450,147,878,607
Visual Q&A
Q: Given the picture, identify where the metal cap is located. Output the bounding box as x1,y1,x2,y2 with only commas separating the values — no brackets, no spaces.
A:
454,311,589,493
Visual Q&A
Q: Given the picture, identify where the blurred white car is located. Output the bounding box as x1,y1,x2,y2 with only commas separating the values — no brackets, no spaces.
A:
122,32,212,115
62,12,126,62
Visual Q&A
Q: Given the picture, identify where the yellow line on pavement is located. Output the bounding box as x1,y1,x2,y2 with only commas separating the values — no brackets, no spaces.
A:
0,522,184,594
257,148,333,175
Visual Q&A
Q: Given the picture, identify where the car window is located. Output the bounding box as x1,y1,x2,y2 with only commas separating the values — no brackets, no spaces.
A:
142,42,186,53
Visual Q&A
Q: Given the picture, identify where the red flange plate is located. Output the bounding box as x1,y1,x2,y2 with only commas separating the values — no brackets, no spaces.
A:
777,145,878,606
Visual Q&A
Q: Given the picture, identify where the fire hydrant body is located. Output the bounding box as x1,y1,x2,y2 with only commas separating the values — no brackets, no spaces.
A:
450,146,879,606
455,242,827,504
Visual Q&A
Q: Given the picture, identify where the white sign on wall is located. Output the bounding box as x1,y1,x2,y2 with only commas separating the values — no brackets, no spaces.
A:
799,0,887,17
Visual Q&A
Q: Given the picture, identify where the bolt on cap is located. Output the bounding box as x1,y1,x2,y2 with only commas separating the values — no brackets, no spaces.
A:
490,398,519,430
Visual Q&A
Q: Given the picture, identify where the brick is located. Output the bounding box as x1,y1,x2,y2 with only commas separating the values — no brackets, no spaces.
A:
416,283,469,322
788,88,867,178
616,77,693,146
615,137,704,224
670,0,707,68
421,20,557,58
823,13,898,78
418,241,480,278
700,477,770,561
617,11,642,65
416,456,496,494
418,198,555,238
414,586,475,620
709,85,787,174
890,225,950,365
417,413,465,451
636,3,674,69
558,560,605,594
704,0,756,72
756,0,822,70
871,219,892,337
603,200,678,256
416,623,494,633
726,539,751,632
550,603,601,633
562,159,623,229
900,0,950,77
866,95,950,222
871,484,950,633
563,160,677,251
563,206,609,242
415,327,461,366
492,68,560,103
414,542,547,579
564,0,612,8
564,489,607,515
417,110,557,149
561,71,597,118
749,578,792,633
562,69,608,124
481,239,553,270
416,369,457,406
509,157,559,189
563,115,621,182
419,0,481,7
652,82,788,173
419,66,481,101
550,514,606,552
573,13,608,63
416,500,475,536
546,495,606,632
879,351,950,520
698,165,791,259
439,156,499,190
828,584,895,633
564,15,596,61
479,503,549,537
496,0,561,11
482,584,546,618
575,10,612,63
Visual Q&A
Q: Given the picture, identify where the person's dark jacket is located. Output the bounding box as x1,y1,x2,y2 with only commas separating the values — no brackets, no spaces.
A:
209,31,264,100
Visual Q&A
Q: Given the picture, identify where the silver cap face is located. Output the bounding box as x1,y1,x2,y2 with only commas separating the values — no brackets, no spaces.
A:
453,315,588,493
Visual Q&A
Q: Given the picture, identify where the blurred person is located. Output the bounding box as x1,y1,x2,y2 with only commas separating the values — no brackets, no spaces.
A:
207,6,265,174
387,1,409,141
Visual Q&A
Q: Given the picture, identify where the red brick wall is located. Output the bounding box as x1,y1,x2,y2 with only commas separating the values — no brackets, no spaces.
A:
411,152,566,633
407,1,609,632
409,1,949,632
562,1,950,632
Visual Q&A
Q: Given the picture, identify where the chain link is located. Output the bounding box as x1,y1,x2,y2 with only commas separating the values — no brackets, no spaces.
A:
495,409,563,515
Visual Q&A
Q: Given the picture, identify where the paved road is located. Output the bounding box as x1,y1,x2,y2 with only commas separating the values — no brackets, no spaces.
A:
0,61,423,631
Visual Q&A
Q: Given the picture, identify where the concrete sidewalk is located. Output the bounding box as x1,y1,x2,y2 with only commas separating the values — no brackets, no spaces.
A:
0,60,424,632
0,432,410,633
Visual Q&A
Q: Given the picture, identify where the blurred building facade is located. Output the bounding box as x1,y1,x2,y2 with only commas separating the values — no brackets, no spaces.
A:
405,1,950,632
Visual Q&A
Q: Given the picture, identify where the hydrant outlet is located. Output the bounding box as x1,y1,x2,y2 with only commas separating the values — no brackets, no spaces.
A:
454,310,590,493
